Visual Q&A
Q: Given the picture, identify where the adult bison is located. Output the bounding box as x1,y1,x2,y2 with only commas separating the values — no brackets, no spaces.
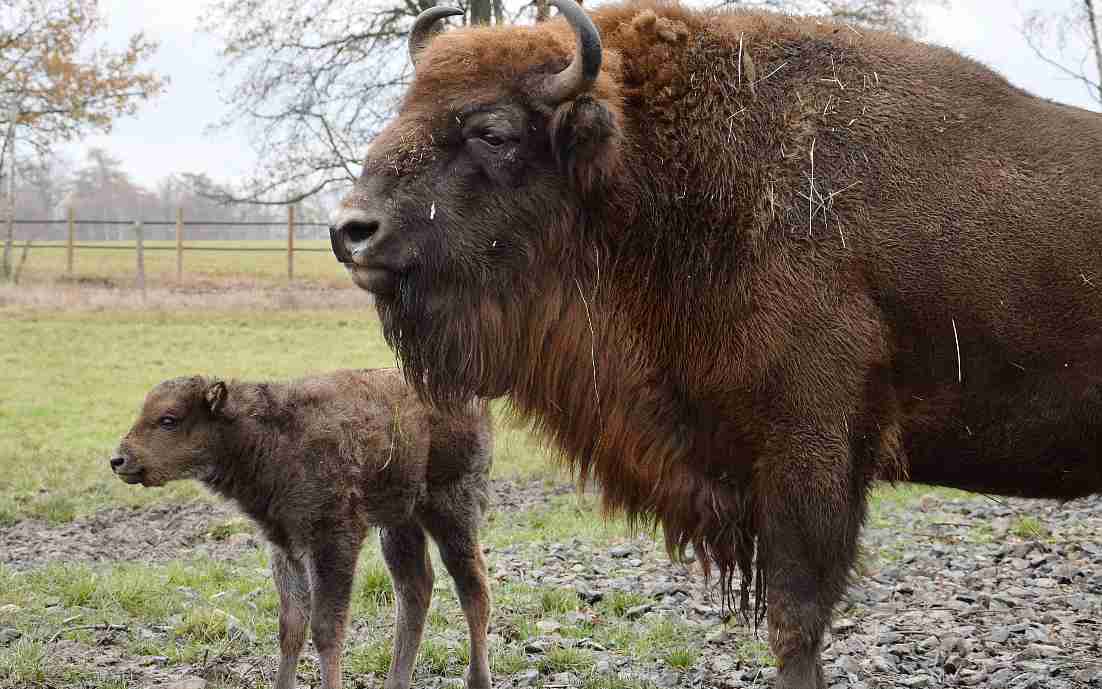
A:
330,1,1102,686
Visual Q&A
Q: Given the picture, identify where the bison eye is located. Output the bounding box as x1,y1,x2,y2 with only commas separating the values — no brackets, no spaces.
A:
479,133,505,147
158,415,178,430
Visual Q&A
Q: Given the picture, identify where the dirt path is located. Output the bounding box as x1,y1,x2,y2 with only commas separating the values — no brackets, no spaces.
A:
0,480,572,571
0,500,249,570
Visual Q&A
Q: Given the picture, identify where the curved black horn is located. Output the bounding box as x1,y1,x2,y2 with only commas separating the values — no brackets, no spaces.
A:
536,0,602,104
409,6,464,68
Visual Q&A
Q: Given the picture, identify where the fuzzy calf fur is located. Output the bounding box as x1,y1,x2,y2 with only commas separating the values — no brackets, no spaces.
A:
110,369,494,689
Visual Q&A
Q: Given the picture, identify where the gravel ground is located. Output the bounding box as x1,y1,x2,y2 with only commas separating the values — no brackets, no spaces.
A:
483,491,1102,689
1,483,1099,688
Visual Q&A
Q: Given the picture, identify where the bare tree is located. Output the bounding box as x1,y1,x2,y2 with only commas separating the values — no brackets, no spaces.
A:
471,0,494,24
1022,1,1102,106
203,0,941,205
200,0,438,207
13,152,73,220
1092,1,1102,101
712,0,943,37
0,0,165,279
535,0,551,22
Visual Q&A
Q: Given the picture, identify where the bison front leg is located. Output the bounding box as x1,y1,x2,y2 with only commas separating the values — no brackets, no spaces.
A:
760,428,868,689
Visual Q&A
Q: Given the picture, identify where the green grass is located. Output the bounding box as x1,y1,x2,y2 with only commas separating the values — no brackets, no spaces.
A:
208,518,256,541
0,640,49,685
733,639,774,666
584,677,655,689
0,551,280,686
353,560,396,618
346,639,393,676
174,607,232,643
665,647,697,669
16,240,350,287
539,588,580,615
599,591,651,619
1011,515,1050,540
490,647,529,675
537,646,594,675
0,307,556,524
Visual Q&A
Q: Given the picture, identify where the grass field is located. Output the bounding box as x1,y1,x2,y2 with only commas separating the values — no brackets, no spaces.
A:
10,240,349,288
0,290,962,689
0,306,555,526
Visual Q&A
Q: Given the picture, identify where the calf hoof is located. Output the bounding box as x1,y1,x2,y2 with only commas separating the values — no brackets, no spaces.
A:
464,667,491,689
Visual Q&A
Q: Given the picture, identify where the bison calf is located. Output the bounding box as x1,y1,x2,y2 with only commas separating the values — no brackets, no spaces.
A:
110,369,494,689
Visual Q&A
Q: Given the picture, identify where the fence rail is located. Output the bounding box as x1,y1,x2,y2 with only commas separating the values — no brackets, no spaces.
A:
3,206,337,288
29,244,333,252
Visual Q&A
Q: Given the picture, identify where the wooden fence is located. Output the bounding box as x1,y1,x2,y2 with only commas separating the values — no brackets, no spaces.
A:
7,207,332,286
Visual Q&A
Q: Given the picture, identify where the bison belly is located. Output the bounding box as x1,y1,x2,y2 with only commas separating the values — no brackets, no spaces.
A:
903,368,1102,499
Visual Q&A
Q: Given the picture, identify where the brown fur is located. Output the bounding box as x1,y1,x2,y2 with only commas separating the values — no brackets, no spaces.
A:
331,3,1102,687
110,369,494,689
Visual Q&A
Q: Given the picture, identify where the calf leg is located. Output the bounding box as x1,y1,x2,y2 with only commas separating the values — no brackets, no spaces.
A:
380,523,435,689
272,547,311,689
308,534,362,689
759,430,867,689
421,490,492,689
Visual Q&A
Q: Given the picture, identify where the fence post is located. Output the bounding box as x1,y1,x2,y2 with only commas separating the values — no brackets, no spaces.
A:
287,204,295,282
134,221,146,299
176,207,183,282
66,207,74,276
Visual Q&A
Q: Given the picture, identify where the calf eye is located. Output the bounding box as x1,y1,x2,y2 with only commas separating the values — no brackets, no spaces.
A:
480,133,504,147
158,415,178,430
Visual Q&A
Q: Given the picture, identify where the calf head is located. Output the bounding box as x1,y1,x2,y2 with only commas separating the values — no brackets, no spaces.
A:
110,376,228,487
331,0,623,407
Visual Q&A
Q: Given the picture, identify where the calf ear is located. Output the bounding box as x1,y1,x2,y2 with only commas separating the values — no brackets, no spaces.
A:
205,381,227,416
549,95,622,195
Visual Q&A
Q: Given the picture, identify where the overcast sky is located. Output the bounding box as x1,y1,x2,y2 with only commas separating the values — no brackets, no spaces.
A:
62,0,1100,191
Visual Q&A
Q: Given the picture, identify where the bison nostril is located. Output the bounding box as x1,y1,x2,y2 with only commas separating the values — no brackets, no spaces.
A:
110,456,125,470
343,220,379,245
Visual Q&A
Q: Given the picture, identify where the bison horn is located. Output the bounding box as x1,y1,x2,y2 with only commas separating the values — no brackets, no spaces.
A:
409,6,464,68
536,0,603,105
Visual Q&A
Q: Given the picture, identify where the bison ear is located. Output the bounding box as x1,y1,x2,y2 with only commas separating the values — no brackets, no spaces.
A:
549,95,622,194
205,380,227,416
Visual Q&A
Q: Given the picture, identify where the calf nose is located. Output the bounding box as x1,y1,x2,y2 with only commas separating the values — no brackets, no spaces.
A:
109,455,125,470
330,208,381,264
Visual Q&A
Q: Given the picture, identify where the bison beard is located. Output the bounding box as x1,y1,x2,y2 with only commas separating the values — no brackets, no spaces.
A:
378,258,769,624
378,274,508,409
